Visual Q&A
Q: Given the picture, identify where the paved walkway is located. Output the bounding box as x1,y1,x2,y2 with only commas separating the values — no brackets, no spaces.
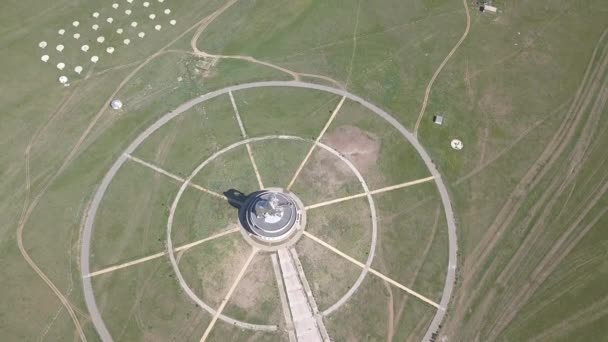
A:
277,249,325,342
290,248,330,341
271,254,297,342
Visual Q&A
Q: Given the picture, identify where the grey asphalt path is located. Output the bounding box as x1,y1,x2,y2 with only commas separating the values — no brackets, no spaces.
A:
80,81,457,342
277,248,323,342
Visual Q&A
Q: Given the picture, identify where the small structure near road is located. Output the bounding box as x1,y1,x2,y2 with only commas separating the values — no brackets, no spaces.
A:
433,115,444,125
451,139,463,150
195,57,219,77
478,0,498,13
479,1,498,13
482,5,498,13
110,99,123,110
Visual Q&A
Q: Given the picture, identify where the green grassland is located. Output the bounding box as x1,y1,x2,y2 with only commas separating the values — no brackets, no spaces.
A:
371,183,448,303
392,297,436,342
323,275,437,341
132,94,244,177
92,259,211,342
295,237,362,312
248,139,313,188
413,0,608,340
89,160,179,269
192,144,260,195
178,232,251,309
233,87,339,138
323,275,389,341
223,254,283,326
198,0,465,120
171,185,239,245
305,197,372,263
2,0,608,341
206,322,284,342
0,0,292,338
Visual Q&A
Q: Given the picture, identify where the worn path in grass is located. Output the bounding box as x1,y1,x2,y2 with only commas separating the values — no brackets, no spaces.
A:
413,0,470,136
16,1,241,340
445,28,608,339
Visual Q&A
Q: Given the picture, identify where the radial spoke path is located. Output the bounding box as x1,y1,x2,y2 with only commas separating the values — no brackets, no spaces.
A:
305,176,435,210
201,248,259,341
303,231,441,309
125,153,236,203
229,91,265,189
286,96,346,191
84,228,239,278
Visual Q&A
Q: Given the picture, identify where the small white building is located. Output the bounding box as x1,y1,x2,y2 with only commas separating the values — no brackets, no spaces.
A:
483,5,498,13
433,115,444,125
110,99,123,110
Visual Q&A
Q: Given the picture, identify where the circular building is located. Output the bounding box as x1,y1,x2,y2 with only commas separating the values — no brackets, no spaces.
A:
238,188,304,242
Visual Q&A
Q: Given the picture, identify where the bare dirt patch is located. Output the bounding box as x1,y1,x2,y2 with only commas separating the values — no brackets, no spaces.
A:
303,125,380,193
323,125,381,171
296,238,361,311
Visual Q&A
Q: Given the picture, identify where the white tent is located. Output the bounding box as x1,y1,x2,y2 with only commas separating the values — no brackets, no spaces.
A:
451,139,463,150
110,99,123,110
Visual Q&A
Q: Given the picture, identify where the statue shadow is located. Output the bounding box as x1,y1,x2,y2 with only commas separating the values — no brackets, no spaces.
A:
224,189,265,235
223,189,248,209
223,189,265,209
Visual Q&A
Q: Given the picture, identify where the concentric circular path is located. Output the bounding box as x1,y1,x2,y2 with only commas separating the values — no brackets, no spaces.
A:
80,81,458,342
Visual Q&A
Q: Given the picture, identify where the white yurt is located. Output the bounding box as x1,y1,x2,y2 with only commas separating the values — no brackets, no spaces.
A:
110,99,123,110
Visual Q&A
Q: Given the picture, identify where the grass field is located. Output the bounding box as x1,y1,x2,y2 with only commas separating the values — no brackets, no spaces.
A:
2,0,607,341
92,259,211,341
223,254,283,325
305,197,372,263
178,233,251,309
295,237,362,312
206,322,284,342
371,183,448,303
248,139,312,188
89,160,179,269
323,275,389,341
